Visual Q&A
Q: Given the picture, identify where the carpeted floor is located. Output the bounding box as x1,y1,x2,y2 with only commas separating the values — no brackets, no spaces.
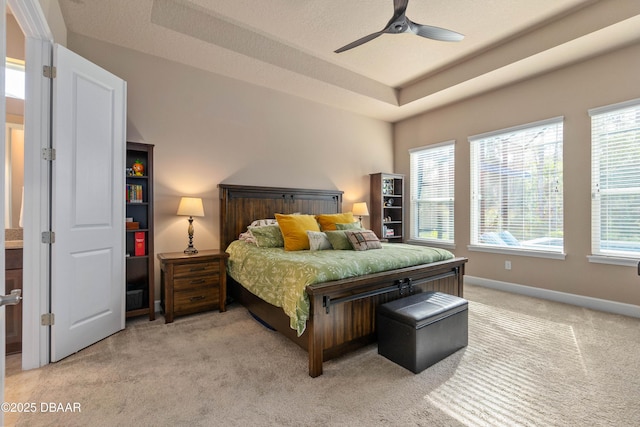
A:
5,284,640,426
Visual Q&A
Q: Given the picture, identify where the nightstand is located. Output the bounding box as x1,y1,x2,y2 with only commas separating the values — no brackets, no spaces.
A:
157,250,229,323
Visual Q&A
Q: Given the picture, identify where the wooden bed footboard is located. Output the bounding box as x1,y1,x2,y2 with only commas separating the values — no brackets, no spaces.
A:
228,256,466,377
306,257,466,377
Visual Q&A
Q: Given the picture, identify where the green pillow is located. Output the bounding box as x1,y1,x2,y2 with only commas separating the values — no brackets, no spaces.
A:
324,230,353,250
248,225,284,248
335,222,363,230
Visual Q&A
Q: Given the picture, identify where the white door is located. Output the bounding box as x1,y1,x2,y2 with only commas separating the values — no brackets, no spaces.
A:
50,44,127,361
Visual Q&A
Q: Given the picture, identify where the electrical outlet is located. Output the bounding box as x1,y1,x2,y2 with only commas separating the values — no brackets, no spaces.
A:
505,260,512,270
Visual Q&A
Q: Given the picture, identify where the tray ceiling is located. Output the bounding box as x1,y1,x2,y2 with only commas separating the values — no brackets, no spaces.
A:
58,0,640,122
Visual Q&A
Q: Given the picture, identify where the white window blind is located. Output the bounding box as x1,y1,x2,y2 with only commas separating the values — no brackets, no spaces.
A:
409,141,455,244
469,117,564,253
590,99,640,258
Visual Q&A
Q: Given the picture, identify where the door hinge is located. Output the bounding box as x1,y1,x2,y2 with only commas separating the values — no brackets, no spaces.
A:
42,147,56,161
41,231,55,244
41,313,55,326
43,65,56,79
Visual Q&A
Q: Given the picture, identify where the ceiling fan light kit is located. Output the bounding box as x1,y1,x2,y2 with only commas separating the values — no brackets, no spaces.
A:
335,0,464,53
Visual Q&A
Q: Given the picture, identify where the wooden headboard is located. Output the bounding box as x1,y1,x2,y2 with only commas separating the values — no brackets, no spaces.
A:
218,184,344,250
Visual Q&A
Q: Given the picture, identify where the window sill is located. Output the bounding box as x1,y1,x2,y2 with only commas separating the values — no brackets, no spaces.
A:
587,255,639,267
406,239,455,251
467,244,566,260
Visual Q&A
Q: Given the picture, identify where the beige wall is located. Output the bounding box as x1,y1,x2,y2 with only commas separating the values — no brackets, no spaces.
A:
6,13,24,60
395,42,640,306
66,33,393,298
38,0,67,45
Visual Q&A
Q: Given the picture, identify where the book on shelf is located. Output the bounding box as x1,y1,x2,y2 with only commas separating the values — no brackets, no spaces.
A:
134,231,145,256
126,184,144,203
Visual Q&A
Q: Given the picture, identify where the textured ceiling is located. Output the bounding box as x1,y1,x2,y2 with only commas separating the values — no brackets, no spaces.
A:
57,0,640,122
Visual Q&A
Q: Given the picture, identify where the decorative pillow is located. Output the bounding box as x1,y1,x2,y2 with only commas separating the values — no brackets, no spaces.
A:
307,231,332,251
248,224,284,248
275,213,320,251
324,230,353,250
249,219,278,227
335,222,363,230
238,230,257,244
344,230,382,251
315,213,355,231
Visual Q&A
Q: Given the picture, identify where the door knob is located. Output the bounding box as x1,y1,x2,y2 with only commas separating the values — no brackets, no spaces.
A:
0,289,22,307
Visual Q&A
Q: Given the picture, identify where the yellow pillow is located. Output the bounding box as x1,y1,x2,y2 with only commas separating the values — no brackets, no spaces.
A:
315,213,355,231
275,214,320,251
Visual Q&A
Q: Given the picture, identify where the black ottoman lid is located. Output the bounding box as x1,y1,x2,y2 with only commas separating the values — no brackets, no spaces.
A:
378,291,468,328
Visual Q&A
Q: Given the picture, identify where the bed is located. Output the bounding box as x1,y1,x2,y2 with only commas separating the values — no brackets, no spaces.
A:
219,184,468,377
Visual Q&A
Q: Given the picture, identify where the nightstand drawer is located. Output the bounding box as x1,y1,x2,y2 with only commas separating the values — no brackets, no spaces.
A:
173,261,219,278
173,273,220,291
174,287,219,315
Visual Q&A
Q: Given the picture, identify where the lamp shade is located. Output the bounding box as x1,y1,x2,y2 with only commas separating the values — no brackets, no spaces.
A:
352,202,369,217
177,197,205,217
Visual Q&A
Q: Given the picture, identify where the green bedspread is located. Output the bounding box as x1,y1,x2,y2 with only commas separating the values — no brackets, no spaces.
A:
226,240,454,336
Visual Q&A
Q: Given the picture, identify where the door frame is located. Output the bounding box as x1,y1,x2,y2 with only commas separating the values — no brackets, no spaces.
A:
6,0,54,370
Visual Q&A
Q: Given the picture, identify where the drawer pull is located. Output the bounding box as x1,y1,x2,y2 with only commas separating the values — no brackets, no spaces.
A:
190,279,207,285
189,295,206,302
189,267,207,272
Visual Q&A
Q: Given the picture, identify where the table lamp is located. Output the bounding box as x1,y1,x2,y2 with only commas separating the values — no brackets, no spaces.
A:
352,202,369,226
177,197,205,254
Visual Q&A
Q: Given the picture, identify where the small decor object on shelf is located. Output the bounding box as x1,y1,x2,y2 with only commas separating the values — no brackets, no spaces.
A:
132,159,144,176
382,178,395,195
177,197,205,254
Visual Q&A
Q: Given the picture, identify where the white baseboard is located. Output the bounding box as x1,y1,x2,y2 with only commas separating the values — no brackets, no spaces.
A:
464,276,640,319
155,300,162,315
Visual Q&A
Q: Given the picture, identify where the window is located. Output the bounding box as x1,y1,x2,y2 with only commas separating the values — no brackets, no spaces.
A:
409,141,455,244
469,117,564,255
590,99,640,259
5,58,25,100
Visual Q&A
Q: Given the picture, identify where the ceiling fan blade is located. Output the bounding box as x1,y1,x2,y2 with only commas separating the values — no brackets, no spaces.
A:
409,20,464,42
385,0,409,28
393,0,409,18
334,31,385,53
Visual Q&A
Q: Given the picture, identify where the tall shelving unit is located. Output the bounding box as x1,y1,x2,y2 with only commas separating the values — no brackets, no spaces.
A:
370,173,404,242
125,142,155,320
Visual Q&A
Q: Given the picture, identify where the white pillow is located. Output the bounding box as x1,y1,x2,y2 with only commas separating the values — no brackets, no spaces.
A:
306,231,332,251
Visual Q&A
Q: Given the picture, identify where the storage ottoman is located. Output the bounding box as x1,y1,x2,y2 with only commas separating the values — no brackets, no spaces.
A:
377,291,468,373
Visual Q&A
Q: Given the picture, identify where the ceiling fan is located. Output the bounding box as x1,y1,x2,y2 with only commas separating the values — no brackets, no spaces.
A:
335,0,464,53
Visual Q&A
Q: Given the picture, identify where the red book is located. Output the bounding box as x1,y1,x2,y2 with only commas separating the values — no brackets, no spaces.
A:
134,232,145,256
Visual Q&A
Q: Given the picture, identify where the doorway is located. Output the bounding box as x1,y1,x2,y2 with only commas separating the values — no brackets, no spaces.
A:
4,0,55,374
4,8,25,373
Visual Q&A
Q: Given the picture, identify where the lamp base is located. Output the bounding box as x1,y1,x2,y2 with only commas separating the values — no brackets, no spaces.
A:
183,246,198,255
184,216,198,254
